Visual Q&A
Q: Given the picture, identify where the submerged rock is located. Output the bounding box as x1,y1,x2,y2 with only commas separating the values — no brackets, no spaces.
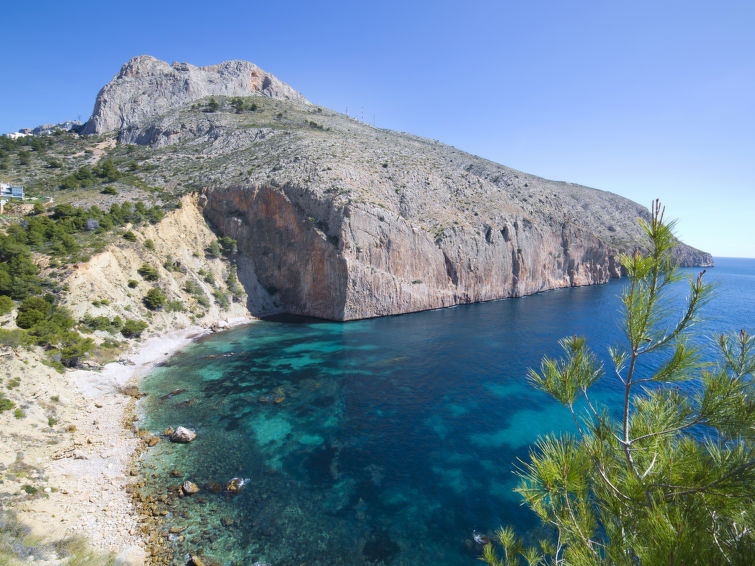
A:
224,477,246,495
204,481,223,494
160,388,186,400
170,426,197,443
181,481,200,495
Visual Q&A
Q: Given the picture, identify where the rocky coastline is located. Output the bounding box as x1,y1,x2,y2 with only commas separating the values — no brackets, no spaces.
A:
2,318,252,565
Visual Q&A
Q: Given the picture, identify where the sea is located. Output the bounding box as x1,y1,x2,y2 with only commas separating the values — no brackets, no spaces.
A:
136,257,755,565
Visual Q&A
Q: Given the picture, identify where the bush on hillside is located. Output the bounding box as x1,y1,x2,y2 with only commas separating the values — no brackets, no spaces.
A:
121,319,148,338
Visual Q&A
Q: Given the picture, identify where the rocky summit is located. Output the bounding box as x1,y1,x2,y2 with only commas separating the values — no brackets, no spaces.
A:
84,56,713,320
82,55,308,138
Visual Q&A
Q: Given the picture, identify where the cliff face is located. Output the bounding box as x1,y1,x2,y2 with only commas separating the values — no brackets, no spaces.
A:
84,56,714,321
202,185,624,320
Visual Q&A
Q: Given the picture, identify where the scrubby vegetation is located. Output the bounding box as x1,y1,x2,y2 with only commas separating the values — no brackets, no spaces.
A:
143,287,166,310
120,319,147,338
0,195,169,369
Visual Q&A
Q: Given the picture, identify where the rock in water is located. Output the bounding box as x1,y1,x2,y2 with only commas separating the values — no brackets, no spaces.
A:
181,481,200,495
170,426,197,443
224,477,246,495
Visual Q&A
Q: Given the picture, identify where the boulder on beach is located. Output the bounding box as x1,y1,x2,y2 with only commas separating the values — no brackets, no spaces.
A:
170,426,197,443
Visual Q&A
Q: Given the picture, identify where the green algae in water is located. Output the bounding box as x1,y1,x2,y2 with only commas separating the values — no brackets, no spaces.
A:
136,261,755,565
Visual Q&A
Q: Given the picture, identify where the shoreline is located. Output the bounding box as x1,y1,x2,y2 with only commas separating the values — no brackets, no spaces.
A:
12,316,254,565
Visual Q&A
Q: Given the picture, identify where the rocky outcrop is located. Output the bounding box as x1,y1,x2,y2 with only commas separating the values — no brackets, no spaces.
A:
82,55,308,137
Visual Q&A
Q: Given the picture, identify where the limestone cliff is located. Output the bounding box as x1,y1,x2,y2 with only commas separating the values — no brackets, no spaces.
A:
85,57,714,321
82,55,308,138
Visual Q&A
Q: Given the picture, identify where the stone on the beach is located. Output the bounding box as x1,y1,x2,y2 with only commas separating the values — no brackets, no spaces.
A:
163,427,175,436
224,477,245,495
181,481,200,495
186,554,206,566
122,385,146,399
170,426,197,443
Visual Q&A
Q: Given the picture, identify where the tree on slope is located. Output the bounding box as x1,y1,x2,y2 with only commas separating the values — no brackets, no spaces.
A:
482,201,754,565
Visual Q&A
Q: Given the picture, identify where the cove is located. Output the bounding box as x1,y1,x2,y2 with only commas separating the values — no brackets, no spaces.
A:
136,259,755,565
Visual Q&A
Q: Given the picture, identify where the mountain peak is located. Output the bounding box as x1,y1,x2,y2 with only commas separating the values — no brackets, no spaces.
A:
82,56,308,135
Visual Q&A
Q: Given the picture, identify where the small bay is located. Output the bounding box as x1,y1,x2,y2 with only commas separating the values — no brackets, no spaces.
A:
137,258,755,565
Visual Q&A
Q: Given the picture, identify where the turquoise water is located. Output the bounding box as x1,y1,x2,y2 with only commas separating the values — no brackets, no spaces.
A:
137,258,755,565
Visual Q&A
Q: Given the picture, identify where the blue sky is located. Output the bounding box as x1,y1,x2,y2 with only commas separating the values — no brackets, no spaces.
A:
2,1,753,257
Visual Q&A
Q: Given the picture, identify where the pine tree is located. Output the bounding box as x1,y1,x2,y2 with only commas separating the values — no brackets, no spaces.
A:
482,201,754,565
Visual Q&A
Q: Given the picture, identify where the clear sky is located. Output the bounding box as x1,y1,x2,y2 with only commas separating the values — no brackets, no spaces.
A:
2,1,753,257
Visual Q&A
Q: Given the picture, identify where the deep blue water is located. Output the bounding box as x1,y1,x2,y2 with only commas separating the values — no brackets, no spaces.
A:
137,258,755,565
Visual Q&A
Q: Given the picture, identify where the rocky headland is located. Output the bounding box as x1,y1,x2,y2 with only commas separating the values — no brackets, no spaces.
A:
84,55,713,320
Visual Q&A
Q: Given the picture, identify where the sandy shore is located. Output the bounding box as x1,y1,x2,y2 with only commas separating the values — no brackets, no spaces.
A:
2,316,253,565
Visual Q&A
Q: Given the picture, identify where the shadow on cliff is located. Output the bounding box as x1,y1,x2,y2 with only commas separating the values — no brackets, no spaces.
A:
201,184,349,321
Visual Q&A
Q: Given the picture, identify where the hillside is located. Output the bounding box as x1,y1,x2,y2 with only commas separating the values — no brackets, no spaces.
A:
81,55,711,320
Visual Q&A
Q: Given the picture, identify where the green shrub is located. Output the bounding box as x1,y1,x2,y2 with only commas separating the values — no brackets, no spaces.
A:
13,408,24,419
206,240,221,258
143,239,155,251
127,279,139,289
16,296,50,329
58,334,94,368
80,314,122,333
0,329,26,348
0,395,14,413
143,288,166,310
226,267,244,297
204,97,219,112
101,186,117,195
137,263,159,281
218,236,237,256
183,280,199,294
121,319,148,338
123,231,137,242
0,295,13,315
213,290,229,308
165,300,185,312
